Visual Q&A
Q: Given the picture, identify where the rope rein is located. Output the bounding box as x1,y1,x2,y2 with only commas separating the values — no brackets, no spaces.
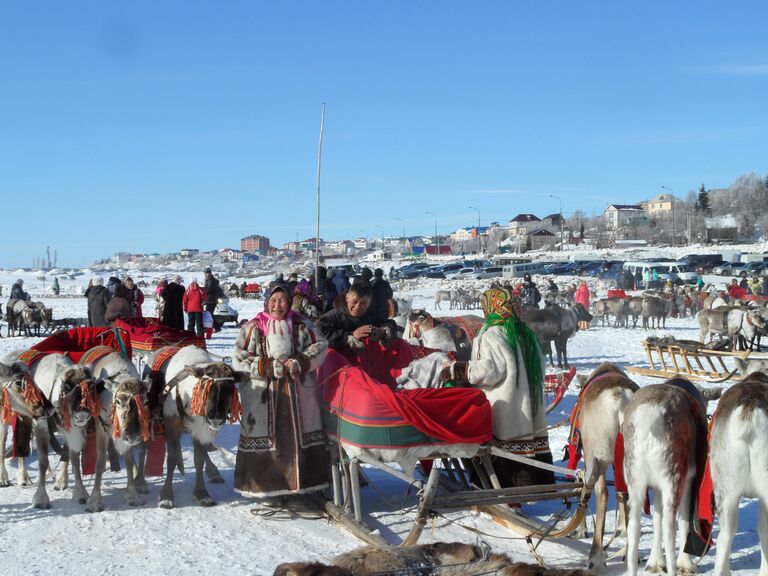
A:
189,375,242,423
57,379,100,432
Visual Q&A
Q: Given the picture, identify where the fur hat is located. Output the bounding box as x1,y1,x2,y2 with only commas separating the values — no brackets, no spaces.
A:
174,275,183,283
92,277,104,286
204,267,212,274
16,278,23,285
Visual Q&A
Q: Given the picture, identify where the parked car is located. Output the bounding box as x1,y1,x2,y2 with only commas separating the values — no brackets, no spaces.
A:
713,262,749,276
472,266,504,280
736,261,768,277
677,254,723,274
576,261,605,276
446,267,477,279
394,262,431,279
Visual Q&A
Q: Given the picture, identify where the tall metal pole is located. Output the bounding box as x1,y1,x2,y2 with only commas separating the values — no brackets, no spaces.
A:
661,185,675,247
395,218,405,255
549,195,563,251
314,104,325,290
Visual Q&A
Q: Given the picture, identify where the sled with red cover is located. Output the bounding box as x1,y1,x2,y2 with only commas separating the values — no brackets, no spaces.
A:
31,326,132,362
112,317,205,355
316,340,586,547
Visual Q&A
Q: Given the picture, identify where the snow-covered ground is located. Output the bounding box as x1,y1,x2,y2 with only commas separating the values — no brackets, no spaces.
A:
0,269,763,575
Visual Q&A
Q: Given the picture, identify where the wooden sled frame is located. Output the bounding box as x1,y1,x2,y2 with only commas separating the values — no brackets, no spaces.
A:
320,442,587,548
626,338,765,383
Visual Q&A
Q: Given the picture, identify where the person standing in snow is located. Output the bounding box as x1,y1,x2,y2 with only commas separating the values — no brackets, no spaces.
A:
183,279,207,337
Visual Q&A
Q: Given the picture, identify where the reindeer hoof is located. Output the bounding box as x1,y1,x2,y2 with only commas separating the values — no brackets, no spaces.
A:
126,494,145,507
158,498,175,509
193,495,216,507
646,561,666,573
53,481,68,491
206,473,225,484
33,494,51,509
19,476,32,487
134,479,150,494
0,480,11,488
85,501,105,513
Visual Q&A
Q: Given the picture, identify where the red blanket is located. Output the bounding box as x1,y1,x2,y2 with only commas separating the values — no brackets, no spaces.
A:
320,345,492,447
32,327,132,363
113,317,205,352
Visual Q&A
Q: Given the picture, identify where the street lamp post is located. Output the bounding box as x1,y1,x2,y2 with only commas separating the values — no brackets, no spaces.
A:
468,205,481,254
395,218,405,255
661,186,676,246
549,194,564,251
426,211,438,256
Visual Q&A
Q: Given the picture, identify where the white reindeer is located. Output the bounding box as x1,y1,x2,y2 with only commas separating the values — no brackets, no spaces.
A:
149,345,249,508
622,378,708,576
709,371,768,576
571,362,638,574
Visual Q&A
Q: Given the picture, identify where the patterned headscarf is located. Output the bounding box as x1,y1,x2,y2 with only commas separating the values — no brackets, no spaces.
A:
263,282,293,310
480,288,544,414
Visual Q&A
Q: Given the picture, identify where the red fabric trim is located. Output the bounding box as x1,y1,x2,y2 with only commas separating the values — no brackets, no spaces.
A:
82,431,97,476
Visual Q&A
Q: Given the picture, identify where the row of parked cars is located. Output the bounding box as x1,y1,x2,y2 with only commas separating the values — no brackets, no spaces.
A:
393,260,501,280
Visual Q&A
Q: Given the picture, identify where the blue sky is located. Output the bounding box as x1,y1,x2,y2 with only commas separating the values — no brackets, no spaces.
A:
1,2,766,267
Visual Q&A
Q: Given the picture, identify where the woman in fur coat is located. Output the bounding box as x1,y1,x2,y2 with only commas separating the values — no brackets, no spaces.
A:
441,287,554,487
232,282,329,501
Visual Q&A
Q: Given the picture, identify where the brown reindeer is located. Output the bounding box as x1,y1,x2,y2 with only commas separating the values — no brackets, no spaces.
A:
274,542,596,576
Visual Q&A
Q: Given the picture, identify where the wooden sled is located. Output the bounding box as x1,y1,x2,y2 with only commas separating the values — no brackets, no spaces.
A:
323,444,587,548
544,367,577,414
317,343,586,547
626,336,757,383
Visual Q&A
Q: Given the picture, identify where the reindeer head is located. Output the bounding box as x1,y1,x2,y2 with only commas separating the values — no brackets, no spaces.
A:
40,308,53,330
107,377,151,447
57,366,101,430
189,363,249,430
0,361,46,421
407,309,435,338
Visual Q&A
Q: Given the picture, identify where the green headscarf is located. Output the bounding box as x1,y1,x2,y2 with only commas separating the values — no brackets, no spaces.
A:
480,288,544,414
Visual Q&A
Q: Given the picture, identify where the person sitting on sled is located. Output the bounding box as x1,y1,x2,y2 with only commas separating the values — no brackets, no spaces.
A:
440,287,555,487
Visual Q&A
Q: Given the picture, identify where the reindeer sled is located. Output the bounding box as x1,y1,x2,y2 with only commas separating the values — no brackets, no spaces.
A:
113,317,205,357
626,336,759,383
315,340,587,548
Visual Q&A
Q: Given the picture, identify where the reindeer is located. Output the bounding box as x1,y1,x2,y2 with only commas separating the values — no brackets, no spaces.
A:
569,363,638,573
0,359,49,489
697,306,768,349
79,346,152,507
146,345,248,508
709,371,768,576
521,304,579,368
389,296,413,337
434,289,452,310
1,351,74,508
622,378,709,576
405,309,478,361
641,296,670,330
274,541,595,576
624,296,643,329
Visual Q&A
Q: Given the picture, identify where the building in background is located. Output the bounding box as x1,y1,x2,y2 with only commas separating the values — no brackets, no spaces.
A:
240,234,271,254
